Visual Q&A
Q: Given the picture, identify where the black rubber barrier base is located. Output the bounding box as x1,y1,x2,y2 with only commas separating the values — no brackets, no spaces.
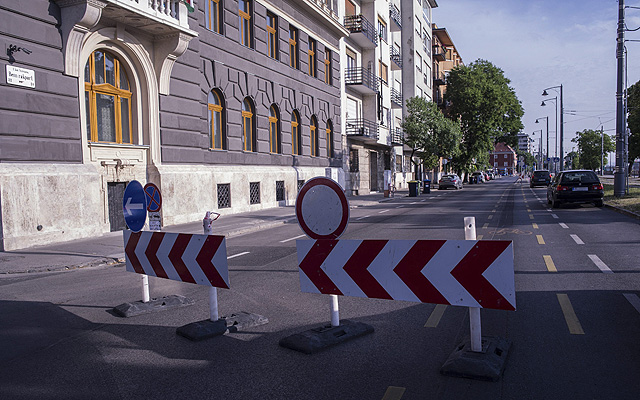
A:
177,312,269,341
113,295,195,317
176,319,227,341
440,336,512,381
279,320,374,354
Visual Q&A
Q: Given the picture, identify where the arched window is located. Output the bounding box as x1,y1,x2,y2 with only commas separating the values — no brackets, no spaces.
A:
208,89,226,150
310,115,319,157
84,50,132,143
326,119,334,158
291,110,301,155
269,104,281,154
242,97,255,152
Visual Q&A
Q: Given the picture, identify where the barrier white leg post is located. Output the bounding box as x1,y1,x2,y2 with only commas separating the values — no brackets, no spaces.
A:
142,275,150,303
210,287,219,321
330,294,340,327
464,216,482,352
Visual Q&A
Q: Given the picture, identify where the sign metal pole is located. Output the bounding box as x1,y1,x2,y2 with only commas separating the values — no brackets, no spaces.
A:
464,216,482,352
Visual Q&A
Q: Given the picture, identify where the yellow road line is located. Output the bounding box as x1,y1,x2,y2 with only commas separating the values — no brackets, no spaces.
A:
543,255,557,272
487,215,493,220
424,304,447,328
537,235,545,245
477,234,484,240
482,223,489,229
382,386,406,400
529,214,534,220
527,208,531,212
532,223,539,229
491,209,497,213
557,294,585,335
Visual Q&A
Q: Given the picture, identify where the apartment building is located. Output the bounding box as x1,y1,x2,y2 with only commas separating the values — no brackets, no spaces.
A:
432,23,462,109
517,132,533,153
490,143,518,175
0,0,347,250
342,0,437,195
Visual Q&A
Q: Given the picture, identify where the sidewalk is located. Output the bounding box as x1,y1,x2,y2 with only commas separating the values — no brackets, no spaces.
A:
0,191,402,275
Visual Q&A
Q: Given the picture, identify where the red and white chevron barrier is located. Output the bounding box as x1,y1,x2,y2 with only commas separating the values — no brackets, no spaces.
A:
124,230,229,289
296,239,515,311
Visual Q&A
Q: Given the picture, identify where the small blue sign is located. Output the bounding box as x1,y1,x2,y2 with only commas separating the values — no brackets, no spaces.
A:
123,180,147,232
553,157,560,163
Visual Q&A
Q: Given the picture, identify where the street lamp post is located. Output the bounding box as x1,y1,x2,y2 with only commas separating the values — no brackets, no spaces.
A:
541,97,558,172
542,85,564,171
536,117,549,170
533,129,543,169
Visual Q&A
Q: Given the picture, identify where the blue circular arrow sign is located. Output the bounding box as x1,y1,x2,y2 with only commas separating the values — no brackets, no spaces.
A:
123,180,147,232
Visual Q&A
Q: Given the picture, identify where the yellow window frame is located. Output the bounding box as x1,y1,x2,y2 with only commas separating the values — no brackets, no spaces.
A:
207,0,221,33
289,28,298,68
84,50,132,144
242,109,254,152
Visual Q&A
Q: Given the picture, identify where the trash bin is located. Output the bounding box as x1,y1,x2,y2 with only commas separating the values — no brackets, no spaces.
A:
423,179,431,194
408,181,419,197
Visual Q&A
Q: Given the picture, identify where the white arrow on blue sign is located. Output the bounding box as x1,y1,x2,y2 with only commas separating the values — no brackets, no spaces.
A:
123,180,147,232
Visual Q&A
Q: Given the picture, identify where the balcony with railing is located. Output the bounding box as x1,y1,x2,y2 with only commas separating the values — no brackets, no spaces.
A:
345,118,379,143
390,87,402,108
390,46,402,70
433,44,446,61
389,4,402,31
344,15,378,48
391,127,404,145
344,67,379,94
98,0,194,34
433,71,446,86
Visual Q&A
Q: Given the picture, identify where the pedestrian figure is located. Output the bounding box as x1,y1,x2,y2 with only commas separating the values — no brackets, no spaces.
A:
515,173,523,184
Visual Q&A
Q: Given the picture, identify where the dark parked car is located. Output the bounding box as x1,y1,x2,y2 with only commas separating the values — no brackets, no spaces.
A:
546,170,604,208
438,174,463,190
530,170,552,187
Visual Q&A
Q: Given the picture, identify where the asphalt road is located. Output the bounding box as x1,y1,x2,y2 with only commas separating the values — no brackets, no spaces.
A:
1,177,640,399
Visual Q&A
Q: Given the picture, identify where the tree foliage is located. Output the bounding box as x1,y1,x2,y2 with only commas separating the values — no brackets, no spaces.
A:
444,59,524,174
571,129,614,171
516,150,535,172
626,80,640,175
402,97,461,171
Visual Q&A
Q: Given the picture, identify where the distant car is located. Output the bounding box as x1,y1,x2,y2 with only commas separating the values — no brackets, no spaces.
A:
438,174,463,190
530,170,552,187
546,170,604,208
470,171,485,184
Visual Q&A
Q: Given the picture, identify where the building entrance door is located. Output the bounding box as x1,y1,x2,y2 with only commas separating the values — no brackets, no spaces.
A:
108,182,127,231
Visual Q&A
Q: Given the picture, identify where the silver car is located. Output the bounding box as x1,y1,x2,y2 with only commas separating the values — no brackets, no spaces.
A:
438,174,463,190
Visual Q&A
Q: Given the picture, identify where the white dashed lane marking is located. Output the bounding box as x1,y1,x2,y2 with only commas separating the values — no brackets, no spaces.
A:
570,234,584,245
588,254,613,273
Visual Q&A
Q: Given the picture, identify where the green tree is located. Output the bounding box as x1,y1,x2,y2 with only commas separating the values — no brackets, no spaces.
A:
444,59,524,175
571,129,614,171
626,80,640,175
516,150,535,172
402,97,461,174
565,151,579,170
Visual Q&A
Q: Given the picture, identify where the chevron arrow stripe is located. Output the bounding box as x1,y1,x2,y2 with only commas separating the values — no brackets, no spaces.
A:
296,239,515,311
123,231,229,288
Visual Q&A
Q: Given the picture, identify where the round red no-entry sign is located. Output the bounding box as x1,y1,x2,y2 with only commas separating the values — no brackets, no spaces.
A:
296,177,349,239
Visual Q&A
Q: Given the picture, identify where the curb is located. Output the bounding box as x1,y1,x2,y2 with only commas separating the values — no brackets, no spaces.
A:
604,203,640,220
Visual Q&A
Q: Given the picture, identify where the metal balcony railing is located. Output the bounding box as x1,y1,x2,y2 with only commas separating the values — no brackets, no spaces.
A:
345,118,379,140
390,87,402,107
344,67,379,92
344,15,378,47
433,44,446,61
390,46,402,69
433,71,446,86
389,4,402,28
391,127,404,145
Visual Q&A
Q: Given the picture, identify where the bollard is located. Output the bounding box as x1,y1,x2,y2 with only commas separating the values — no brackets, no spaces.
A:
464,216,482,353
203,211,221,320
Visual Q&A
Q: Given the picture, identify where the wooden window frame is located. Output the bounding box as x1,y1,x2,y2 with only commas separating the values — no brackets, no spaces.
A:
239,0,252,48
326,119,333,158
310,115,318,157
266,12,278,59
291,110,301,155
324,48,332,85
242,98,255,152
289,26,299,69
208,90,226,150
308,38,317,77
269,104,281,154
206,0,223,34
379,60,388,84
84,50,132,144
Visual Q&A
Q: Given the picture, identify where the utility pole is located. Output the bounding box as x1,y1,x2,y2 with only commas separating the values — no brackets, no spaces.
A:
615,0,627,196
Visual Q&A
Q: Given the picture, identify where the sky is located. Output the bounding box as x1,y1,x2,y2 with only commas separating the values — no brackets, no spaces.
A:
433,0,640,163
